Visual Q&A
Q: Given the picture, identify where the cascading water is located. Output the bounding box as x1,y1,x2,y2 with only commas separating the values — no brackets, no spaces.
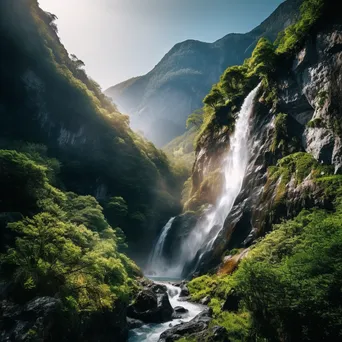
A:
138,85,261,342
147,217,175,275
179,84,261,275
148,84,261,278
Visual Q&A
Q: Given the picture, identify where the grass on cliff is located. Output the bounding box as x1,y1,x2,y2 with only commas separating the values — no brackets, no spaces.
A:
193,0,326,151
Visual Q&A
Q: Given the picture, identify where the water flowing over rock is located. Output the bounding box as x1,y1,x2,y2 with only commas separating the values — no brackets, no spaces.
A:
128,282,204,342
127,286,173,324
147,217,175,276
148,85,261,278
158,308,213,342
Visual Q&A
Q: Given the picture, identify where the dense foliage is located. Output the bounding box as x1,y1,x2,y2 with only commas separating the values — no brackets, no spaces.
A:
0,149,140,313
0,0,188,260
188,199,342,341
276,0,325,54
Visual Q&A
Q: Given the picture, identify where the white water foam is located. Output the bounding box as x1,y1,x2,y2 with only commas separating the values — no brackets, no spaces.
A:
149,84,261,278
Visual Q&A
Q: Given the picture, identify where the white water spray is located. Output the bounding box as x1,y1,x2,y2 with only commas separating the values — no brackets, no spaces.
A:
147,217,175,275
149,84,261,278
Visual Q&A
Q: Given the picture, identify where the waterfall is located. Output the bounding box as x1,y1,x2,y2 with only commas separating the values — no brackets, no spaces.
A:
148,84,261,278
147,217,175,276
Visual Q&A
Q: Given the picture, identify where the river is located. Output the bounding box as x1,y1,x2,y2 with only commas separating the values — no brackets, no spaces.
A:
128,279,205,342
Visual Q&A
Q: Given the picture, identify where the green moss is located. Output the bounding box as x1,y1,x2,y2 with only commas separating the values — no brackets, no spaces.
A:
270,113,289,154
317,90,328,109
271,152,330,184
307,118,324,128
211,312,251,342
187,275,218,301
276,0,325,54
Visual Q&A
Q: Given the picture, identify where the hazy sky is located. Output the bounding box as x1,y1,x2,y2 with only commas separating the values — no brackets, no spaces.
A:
39,0,284,89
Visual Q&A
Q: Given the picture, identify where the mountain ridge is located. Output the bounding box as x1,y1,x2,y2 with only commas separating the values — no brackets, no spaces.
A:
106,0,302,146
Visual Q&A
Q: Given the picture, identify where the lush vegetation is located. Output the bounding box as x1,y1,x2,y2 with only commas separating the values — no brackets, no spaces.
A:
0,149,140,316
184,1,342,341
0,0,188,260
193,0,326,151
275,0,325,54
188,198,342,341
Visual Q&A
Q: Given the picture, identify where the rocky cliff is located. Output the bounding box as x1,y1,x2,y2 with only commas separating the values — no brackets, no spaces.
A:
0,0,186,263
180,2,342,273
106,0,303,146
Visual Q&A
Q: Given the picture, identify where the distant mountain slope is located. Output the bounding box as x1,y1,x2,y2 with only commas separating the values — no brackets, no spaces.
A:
106,0,302,146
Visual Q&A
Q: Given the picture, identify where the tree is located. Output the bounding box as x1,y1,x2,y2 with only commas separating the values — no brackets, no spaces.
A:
248,38,276,82
186,109,204,129
219,65,248,100
1,212,132,310
203,86,224,109
70,54,85,69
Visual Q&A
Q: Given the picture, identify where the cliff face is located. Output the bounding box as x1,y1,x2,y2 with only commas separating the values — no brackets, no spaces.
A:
279,24,342,171
105,0,303,146
177,15,342,273
0,0,184,263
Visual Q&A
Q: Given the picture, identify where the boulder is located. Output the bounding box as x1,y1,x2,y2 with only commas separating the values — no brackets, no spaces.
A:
159,308,212,342
0,296,129,342
80,300,128,342
127,288,173,323
172,306,189,319
0,297,63,342
127,317,144,330
149,283,168,294
200,296,211,305
174,306,189,314
208,326,229,341
179,283,189,297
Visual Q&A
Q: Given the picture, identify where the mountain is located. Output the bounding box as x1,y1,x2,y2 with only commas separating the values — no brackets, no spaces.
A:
105,0,303,146
0,0,187,264
153,0,342,340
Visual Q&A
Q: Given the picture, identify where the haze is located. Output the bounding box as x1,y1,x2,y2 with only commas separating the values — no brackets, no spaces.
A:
38,0,284,89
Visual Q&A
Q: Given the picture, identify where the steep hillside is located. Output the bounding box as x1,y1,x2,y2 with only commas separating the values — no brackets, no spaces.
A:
106,0,302,146
0,0,187,264
153,1,342,341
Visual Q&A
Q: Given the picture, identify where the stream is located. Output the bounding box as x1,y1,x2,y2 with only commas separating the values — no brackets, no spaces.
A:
128,279,205,342
129,85,262,341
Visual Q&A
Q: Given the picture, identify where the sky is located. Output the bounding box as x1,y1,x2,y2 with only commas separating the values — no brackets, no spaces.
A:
38,0,284,90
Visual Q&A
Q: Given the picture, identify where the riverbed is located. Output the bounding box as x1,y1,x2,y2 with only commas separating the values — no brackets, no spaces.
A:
128,279,204,342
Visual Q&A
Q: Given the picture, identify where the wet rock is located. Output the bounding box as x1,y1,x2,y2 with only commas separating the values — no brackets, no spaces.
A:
179,283,190,297
159,308,213,342
171,282,181,287
174,306,189,314
0,297,63,342
127,317,144,330
127,287,173,323
200,296,211,305
149,283,168,294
